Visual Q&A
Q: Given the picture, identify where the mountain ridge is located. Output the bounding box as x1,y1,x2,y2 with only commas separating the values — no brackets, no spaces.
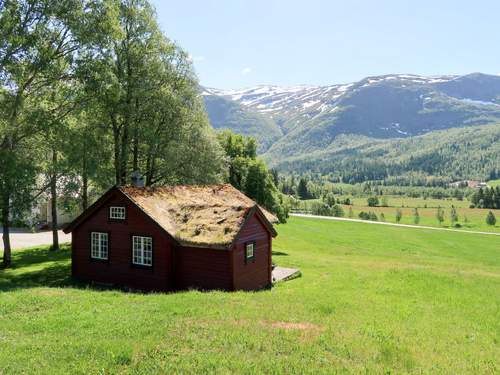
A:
202,72,500,180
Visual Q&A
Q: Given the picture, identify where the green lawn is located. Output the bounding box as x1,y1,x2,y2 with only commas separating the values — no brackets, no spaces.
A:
1,217,499,374
298,197,500,233
488,179,500,188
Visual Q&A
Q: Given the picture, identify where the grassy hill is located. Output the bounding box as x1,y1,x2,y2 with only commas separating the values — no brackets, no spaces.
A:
1,218,499,373
264,123,500,182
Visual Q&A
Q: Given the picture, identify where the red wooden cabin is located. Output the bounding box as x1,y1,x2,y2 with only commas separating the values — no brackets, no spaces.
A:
63,184,277,291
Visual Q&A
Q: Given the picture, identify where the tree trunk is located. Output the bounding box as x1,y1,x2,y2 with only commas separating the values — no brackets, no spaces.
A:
133,125,139,172
82,151,88,210
120,122,129,185
50,149,59,251
1,195,11,268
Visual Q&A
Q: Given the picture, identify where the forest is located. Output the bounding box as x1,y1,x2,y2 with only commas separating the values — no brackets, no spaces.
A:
0,0,285,268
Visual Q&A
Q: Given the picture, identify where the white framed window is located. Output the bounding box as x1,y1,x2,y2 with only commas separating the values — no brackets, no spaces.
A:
109,206,126,220
245,241,255,262
132,236,153,266
91,232,108,260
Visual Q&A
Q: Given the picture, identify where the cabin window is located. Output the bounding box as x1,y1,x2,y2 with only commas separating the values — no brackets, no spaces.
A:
245,241,255,262
109,206,126,220
91,232,108,260
132,236,153,266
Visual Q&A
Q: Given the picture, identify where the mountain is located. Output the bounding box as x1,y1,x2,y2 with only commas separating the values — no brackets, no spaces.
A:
202,73,500,180
202,89,282,151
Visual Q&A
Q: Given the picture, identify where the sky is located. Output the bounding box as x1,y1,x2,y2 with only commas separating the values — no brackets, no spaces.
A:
151,0,500,89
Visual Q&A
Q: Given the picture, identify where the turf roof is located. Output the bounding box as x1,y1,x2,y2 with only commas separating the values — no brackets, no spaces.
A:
119,184,277,249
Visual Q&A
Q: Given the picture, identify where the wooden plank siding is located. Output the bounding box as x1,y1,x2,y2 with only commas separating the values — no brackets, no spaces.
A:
232,212,272,290
70,189,274,292
173,246,232,290
71,191,174,291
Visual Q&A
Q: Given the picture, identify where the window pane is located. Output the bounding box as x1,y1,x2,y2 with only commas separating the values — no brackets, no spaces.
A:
91,232,108,260
110,206,125,219
132,236,152,266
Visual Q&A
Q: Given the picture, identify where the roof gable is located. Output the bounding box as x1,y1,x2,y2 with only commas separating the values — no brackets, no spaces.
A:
64,184,277,249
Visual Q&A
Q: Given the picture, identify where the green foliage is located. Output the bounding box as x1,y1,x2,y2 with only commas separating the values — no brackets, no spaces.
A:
359,211,378,221
0,0,226,266
395,208,403,223
323,192,336,207
486,211,497,226
436,207,445,224
297,178,311,200
470,187,500,209
413,208,420,224
450,206,459,225
217,130,288,222
367,196,379,207
267,125,500,183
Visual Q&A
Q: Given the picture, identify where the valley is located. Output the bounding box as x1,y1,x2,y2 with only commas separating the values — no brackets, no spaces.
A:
204,73,500,181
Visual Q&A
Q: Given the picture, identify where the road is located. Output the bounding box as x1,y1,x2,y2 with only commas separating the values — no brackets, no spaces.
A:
0,229,71,250
291,213,500,236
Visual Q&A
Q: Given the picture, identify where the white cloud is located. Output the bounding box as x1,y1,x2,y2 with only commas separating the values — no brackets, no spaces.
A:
241,67,252,75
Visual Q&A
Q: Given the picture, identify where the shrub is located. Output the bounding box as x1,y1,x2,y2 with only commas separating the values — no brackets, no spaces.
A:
367,196,379,207
395,208,403,223
486,211,497,226
436,206,445,225
331,204,344,217
413,208,420,224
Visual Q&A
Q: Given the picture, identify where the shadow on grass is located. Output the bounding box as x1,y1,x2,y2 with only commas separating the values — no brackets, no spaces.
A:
0,245,89,292
272,251,289,256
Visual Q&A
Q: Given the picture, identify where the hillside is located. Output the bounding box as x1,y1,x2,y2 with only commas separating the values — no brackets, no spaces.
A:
2,218,499,373
270,124,500,182
202,73,500,179
202,90,283,151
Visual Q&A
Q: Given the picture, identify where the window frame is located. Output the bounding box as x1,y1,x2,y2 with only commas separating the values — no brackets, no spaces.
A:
131,235,153,268
244,241,256,263
90,231,109,261
109,206,126,221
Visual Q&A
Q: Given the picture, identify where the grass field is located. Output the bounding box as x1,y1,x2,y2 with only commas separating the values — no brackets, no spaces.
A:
298,196,500,233
1,217,499,374
488,179,500,188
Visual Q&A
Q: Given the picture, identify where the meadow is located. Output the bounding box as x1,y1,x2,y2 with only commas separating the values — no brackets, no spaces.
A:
297,196,500,233
488,179,500,188
0,217,499,374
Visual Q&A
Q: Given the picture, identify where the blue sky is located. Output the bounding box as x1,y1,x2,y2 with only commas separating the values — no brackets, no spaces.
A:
152,0,500,89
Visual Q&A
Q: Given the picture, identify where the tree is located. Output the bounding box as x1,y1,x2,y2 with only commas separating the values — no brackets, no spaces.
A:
367,196,379,207
79,0,224,187
297,178,310,200
0,0,101,265
323,192,336,207
436,206,445,225
486,211,497,226
395,208,403,223
450,206,458,226
217,130,288,222
413,208,420,224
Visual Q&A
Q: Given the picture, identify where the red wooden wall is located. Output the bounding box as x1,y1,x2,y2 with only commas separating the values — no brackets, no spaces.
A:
231,212,272,290
173,246,232,290
72,191,174,291
71,190,273,292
